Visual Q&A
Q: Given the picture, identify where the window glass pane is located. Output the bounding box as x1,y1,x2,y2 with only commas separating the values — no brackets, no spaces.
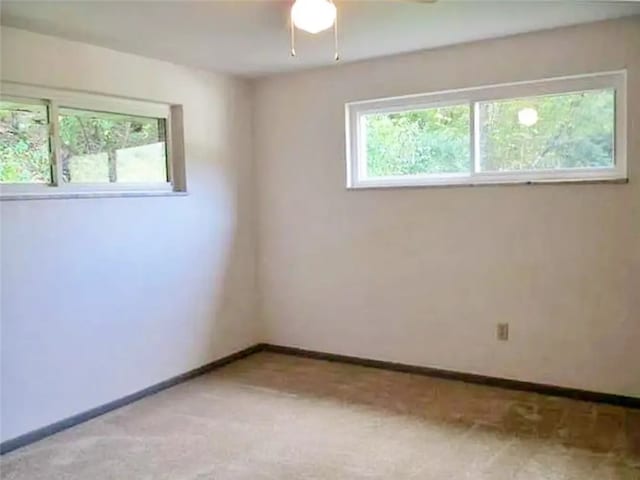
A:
59,108,167,183
363,104,470,178
0,100,51,183
478,89,614,172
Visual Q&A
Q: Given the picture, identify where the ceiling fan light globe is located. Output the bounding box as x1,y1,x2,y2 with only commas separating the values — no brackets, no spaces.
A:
291,0,337,34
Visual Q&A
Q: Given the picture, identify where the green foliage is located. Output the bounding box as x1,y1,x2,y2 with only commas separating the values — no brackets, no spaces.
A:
479,90,614,171
1,90,616,185
364,90,614,178
365,105,469,177
0,101,51,183
0,102,166,184
59,109,164,183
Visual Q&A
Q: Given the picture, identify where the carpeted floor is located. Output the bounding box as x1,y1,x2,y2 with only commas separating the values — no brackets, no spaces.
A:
1,352,639,479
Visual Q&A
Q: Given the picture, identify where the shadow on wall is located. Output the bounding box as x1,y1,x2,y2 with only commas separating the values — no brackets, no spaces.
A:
0,84,258,444
204,80,259,358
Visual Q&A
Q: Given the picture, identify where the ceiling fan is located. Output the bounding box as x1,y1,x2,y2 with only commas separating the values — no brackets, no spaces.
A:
289,0,436,61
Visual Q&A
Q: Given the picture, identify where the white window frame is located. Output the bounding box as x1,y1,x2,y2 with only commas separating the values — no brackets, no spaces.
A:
0,82,184,199
345,71,627,189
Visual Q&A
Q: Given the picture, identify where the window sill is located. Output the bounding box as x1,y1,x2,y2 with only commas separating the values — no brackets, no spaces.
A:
0,190,189,201
347,177,629,190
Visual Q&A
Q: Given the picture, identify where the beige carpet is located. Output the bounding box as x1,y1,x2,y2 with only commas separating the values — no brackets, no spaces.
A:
1,352,639,479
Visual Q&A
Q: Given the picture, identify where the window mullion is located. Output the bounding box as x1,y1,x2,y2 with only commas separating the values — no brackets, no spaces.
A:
471,101,481,176
49,100,63,187
468,101,475,176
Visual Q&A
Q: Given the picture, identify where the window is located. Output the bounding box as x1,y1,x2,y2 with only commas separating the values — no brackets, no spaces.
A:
59,108,167,184
0,82,184,198
363,104,470,178
346,71,626,188
0,99,51,184
477,90,615,173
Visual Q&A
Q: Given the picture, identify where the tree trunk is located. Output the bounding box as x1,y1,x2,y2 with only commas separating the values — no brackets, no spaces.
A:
108,150,117,183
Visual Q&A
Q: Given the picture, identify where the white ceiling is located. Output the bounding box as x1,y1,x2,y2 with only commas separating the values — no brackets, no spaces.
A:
2,1,639,77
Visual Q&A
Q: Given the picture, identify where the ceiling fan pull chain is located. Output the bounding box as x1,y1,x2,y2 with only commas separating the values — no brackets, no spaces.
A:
333,1,339,62
290,17,296,57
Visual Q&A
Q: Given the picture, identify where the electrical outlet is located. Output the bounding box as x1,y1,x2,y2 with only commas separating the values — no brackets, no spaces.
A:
497,323,509,341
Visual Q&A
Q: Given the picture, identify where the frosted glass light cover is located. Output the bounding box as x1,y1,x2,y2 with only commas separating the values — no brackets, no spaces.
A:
291,0,336,34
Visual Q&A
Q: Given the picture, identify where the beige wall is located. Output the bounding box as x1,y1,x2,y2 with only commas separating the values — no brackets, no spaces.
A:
254,17,640,398
1,17,639,445
0,27,258,441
